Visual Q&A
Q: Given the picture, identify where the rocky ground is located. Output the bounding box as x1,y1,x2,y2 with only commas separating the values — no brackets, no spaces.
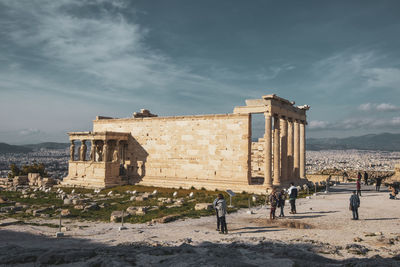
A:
1,183,400,266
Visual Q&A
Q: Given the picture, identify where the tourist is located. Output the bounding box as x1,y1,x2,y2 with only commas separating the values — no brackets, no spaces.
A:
343,171,348,183
375,177,382,192
356,178,361,196
389,186,398,200
212,196,220,231
326,175,331,192
357,172,362,181
277,189,286,217
364,171,369,185
269,188,278,220
349,190,360,220
288,182,298,214
215,194,228,234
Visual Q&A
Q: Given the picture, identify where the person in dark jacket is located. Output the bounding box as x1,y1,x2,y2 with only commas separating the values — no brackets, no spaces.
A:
356,178,362,196
215,194,228,234
364,171,369,185
277,189,286,217
269,188,278,220
350,190,360,220
375,177,382,192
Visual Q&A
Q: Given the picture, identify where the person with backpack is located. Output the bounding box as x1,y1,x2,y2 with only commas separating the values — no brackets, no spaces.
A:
288,183,298,214
277,189,286,217
364,171,369,185
215,194,228,234
349,190,360,220
212,196,220,231
356,178,362,196
269,188,278,220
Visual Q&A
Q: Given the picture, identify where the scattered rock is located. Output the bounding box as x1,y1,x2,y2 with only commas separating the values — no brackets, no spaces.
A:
110,211,130,222
74,205,84,210
346,244,369,255
152,214,180,224
63,199,72,205
84,203,100,211
354,237,363,242
194,203,213,211
60,209,71,217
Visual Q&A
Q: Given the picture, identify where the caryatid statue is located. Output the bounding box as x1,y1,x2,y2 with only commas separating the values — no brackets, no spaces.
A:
96,143,103,162
70,140,75,161
80,140,87,161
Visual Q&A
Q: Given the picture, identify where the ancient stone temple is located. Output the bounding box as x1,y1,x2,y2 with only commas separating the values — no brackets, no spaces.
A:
62,95,309,193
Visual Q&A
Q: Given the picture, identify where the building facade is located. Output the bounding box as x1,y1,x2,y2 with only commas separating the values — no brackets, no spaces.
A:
62,94,309,193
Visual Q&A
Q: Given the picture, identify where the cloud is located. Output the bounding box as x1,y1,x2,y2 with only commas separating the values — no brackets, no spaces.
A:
309,116,400,131
364,68,400,89
0,0,252,108
19,128,42,136
358,103,400,112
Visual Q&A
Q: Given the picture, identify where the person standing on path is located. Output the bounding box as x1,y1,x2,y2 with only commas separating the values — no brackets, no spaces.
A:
356,178,362,196
288,183,298,214
364,171,369,186
277,189,286,217
269,188,278,220
212,196,220,231
350,190,360,220
376,177,382,192
215,194,228,234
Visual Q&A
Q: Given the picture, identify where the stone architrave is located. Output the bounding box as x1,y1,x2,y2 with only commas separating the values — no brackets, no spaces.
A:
300,121,306,178
293,120,300,179
70,140,75,161
287,119,294,180
264,113,272,187
80,140,87,161
280,117,288,183
273,116,281,186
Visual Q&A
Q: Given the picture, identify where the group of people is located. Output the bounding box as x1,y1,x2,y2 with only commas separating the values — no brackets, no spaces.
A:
212,182,300,233
268,182,298,220
212,173,395,232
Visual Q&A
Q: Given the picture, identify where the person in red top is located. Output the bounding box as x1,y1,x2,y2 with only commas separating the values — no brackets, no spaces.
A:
356,178,362,196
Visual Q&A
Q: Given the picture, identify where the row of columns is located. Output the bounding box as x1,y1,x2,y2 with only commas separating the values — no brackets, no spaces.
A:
264,114,306,187
70,140,126,163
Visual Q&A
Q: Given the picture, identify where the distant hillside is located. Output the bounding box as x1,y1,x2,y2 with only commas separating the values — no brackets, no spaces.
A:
0,143,32,153
307,133,400,151
0,142,69,153
24,142,69,150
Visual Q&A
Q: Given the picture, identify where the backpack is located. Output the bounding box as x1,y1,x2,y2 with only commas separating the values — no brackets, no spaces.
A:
290,188,298,198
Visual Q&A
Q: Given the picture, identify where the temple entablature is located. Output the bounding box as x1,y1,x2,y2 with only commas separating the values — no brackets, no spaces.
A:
233,94,308,122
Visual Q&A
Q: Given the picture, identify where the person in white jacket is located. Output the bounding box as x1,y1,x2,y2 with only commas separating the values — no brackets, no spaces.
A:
215,194,228,234
287,183,298,214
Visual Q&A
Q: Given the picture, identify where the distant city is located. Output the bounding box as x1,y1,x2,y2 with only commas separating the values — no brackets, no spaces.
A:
0,147,399,179
306,150,400,174
0,149,68,179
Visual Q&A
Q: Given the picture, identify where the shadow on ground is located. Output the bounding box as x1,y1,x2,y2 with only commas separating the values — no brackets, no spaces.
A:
1,229,400,266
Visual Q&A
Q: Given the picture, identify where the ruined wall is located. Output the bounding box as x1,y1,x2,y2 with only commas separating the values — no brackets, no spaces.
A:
93,114,252,191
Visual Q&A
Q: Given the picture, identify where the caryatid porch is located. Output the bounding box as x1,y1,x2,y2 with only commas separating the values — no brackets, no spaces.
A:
62,131,130,188
234,94,309,188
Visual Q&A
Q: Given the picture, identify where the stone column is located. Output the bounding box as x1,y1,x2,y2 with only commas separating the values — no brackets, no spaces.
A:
264,113,272,187
300,121,306,178
90,140,96,162
294,120,300,179
69,140,75,161
273,115,281,186
103,141,109,162
280,116,288,183
287,119,294,180
79,140,87,161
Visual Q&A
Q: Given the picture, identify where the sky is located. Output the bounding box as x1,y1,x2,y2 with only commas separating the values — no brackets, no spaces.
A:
0,0,400,144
